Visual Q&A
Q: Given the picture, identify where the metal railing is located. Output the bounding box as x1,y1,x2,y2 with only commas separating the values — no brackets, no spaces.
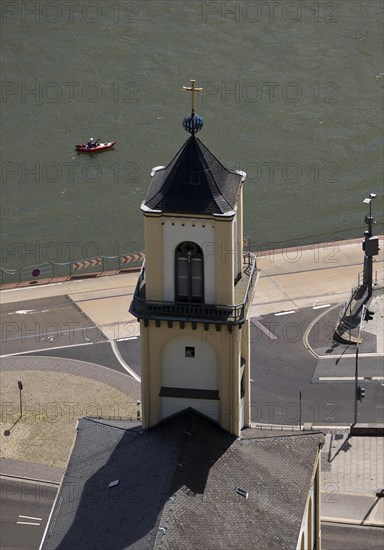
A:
130,253,258,325
0,252,144,287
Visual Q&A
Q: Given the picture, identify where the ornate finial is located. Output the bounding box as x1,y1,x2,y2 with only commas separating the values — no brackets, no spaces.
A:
182,79,204,135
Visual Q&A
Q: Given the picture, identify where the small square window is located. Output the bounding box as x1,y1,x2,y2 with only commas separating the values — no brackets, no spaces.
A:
185,346,195,358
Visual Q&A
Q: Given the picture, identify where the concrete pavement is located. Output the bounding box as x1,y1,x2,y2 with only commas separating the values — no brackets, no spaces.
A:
1,237,383,527
321,431,384,527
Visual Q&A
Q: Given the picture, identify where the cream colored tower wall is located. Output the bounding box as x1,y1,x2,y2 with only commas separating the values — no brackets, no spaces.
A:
162,335,218,389
215,325,242,434
236,186,244,278
140,322,245,435
295,455,321,550
213,219,235,305
240,319,251,427
144,215,164,301
163,219,215,303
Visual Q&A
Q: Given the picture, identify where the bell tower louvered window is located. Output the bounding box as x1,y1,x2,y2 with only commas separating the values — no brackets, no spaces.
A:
175,242,204,303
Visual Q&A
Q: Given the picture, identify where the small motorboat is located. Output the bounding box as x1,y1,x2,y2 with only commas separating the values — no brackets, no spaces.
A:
75,141,116,153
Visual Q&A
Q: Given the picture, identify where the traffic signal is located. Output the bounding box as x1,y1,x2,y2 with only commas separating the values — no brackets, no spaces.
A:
362,236,380,256
364,309,375,322
356,386,366,401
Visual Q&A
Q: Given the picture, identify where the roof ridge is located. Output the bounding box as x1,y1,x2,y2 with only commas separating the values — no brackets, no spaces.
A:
195,137,236,212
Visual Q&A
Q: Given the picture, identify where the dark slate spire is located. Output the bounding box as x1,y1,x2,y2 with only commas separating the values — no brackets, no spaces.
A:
142,136,243,216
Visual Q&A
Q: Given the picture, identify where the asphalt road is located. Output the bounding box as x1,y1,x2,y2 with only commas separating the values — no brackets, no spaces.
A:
1,296,107,356
0,477,57,550
2,299,383,425
250,306,384,425
25,340,128,375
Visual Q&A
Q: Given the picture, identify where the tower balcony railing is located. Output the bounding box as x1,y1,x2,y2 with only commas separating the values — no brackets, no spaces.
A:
129,253,259,326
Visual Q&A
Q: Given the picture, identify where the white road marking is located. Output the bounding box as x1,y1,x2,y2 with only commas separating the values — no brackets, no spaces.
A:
312,304,331,310
252,320,278,340
17,521,40,526
19,515,42,520
116,336,138,342
317,352,384,359
1,341,95,358
321,490,377,497
13,309,51,314
319,376,355,381
110,340,141,382
274,310,295,316
317,376,384,381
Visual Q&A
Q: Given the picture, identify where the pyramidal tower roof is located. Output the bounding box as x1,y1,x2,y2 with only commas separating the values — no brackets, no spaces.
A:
142,79,244,217
142,135,243,216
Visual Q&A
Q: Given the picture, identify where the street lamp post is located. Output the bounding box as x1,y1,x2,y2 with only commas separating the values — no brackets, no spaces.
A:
18,380,23,417
4,381,23,436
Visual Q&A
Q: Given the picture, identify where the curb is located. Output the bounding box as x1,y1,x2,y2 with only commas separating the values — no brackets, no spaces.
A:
321,516,384,528
333,329,360,345
350,424,384,436
0,473,61,486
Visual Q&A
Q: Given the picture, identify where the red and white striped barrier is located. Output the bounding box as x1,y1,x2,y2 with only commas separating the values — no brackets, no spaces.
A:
121,252,145,264
72,257,102,271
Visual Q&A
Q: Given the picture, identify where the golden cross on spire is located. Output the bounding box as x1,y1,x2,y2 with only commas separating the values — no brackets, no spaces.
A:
182,79,203,114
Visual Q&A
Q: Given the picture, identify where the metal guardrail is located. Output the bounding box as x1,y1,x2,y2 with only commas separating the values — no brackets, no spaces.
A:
130,253,258,325
0,252,145,287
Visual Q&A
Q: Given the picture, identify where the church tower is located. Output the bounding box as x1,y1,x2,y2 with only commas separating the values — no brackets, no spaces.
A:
130,81,258,436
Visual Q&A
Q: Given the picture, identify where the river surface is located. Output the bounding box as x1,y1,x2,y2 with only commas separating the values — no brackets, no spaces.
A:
1,0,383,270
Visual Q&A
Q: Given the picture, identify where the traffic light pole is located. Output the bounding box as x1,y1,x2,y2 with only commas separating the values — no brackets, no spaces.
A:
354,345,359,425
353,307,365,426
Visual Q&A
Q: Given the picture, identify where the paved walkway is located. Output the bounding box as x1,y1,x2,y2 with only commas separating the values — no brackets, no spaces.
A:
1,238,383,527
321,431,384,527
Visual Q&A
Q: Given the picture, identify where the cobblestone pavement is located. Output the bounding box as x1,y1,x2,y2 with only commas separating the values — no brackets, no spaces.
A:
0,356,140,481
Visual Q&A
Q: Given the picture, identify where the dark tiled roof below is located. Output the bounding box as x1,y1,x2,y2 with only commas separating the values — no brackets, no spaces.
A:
42,411,323,550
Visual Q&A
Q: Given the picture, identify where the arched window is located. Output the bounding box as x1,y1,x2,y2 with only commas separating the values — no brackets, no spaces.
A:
175,242,204,303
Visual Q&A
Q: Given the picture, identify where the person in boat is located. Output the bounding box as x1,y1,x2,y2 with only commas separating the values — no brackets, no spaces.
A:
87,138,96,148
